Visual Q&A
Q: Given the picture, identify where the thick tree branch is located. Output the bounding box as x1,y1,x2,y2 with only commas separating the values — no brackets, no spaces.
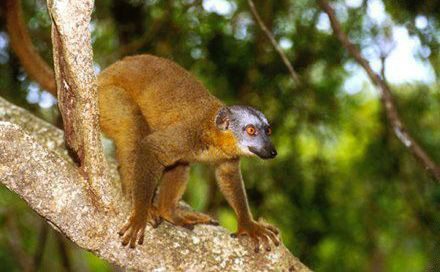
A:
47,0,111,205
0,96,309,271
247,0,301,84
318,0,440,181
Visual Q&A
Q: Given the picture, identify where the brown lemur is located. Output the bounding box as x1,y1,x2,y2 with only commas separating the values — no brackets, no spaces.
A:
5,0,280,253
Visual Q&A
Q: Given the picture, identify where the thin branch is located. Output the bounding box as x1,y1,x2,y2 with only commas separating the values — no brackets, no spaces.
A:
318,0,440,181
5,0,57,95
380,56,386,81
247,0,301,84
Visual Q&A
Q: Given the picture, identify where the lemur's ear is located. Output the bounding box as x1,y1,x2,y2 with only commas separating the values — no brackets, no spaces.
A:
215,107,231,130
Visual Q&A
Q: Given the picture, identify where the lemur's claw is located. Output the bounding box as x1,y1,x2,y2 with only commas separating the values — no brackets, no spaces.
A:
151,217,163,228
233,219,280,253
119,208,161,248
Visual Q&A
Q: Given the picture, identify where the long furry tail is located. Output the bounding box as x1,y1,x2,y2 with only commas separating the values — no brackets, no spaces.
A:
5,0,57,96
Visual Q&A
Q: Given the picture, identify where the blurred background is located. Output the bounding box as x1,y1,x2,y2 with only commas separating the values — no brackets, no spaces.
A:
0,0,440,271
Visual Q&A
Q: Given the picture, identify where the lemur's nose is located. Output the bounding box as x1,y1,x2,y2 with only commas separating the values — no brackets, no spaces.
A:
270,149,277,158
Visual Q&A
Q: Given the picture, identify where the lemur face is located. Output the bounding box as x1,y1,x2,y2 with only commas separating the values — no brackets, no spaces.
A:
216,106,277,159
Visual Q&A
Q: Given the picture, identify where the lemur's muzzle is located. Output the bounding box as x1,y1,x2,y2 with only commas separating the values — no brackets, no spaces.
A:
249,144,277,160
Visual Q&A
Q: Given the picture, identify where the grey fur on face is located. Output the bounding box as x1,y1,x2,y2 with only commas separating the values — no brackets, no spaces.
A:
221,105,277,159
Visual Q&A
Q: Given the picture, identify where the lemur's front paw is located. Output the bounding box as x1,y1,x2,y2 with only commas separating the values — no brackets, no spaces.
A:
118,208,162,248
232,219,280,253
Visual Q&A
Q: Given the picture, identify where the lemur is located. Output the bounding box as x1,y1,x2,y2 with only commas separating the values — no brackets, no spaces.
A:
100,55,279,252
5,0,280,253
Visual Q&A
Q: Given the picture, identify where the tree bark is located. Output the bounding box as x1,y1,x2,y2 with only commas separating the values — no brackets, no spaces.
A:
46,0,112,205
0,96,310,271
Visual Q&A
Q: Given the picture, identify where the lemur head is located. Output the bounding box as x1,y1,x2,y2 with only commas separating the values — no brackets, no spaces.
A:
215,105,277,159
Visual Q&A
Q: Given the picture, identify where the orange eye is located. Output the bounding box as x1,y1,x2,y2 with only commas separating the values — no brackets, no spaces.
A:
246,125,257,136
266,127,272,136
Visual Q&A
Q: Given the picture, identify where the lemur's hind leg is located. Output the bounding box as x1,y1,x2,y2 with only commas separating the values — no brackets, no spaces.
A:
156,163,218,229
98,85,149,196
118,124,196,247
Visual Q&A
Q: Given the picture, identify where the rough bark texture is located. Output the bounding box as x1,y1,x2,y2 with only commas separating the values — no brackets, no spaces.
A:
46,0,112,204
0,96,310,271
319,0,440,182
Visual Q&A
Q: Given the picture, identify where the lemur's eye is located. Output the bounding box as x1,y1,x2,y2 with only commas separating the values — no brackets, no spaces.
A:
266,127,272,136
246,125,257,136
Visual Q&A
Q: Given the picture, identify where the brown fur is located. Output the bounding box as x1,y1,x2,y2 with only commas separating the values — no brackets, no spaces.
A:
98,55,239,194
101,55,279,251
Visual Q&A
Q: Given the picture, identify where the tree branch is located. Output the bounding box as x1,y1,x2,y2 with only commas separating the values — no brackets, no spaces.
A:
47,0,112,206
318,0,440,181
247,0,301,84
0,96,309,271
4,0,57,95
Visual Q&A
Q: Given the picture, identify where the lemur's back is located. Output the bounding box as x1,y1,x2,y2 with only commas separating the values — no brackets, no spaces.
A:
98,54,222,132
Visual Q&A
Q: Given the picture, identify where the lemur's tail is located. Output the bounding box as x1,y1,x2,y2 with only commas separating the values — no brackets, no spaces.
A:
5,0,57,96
